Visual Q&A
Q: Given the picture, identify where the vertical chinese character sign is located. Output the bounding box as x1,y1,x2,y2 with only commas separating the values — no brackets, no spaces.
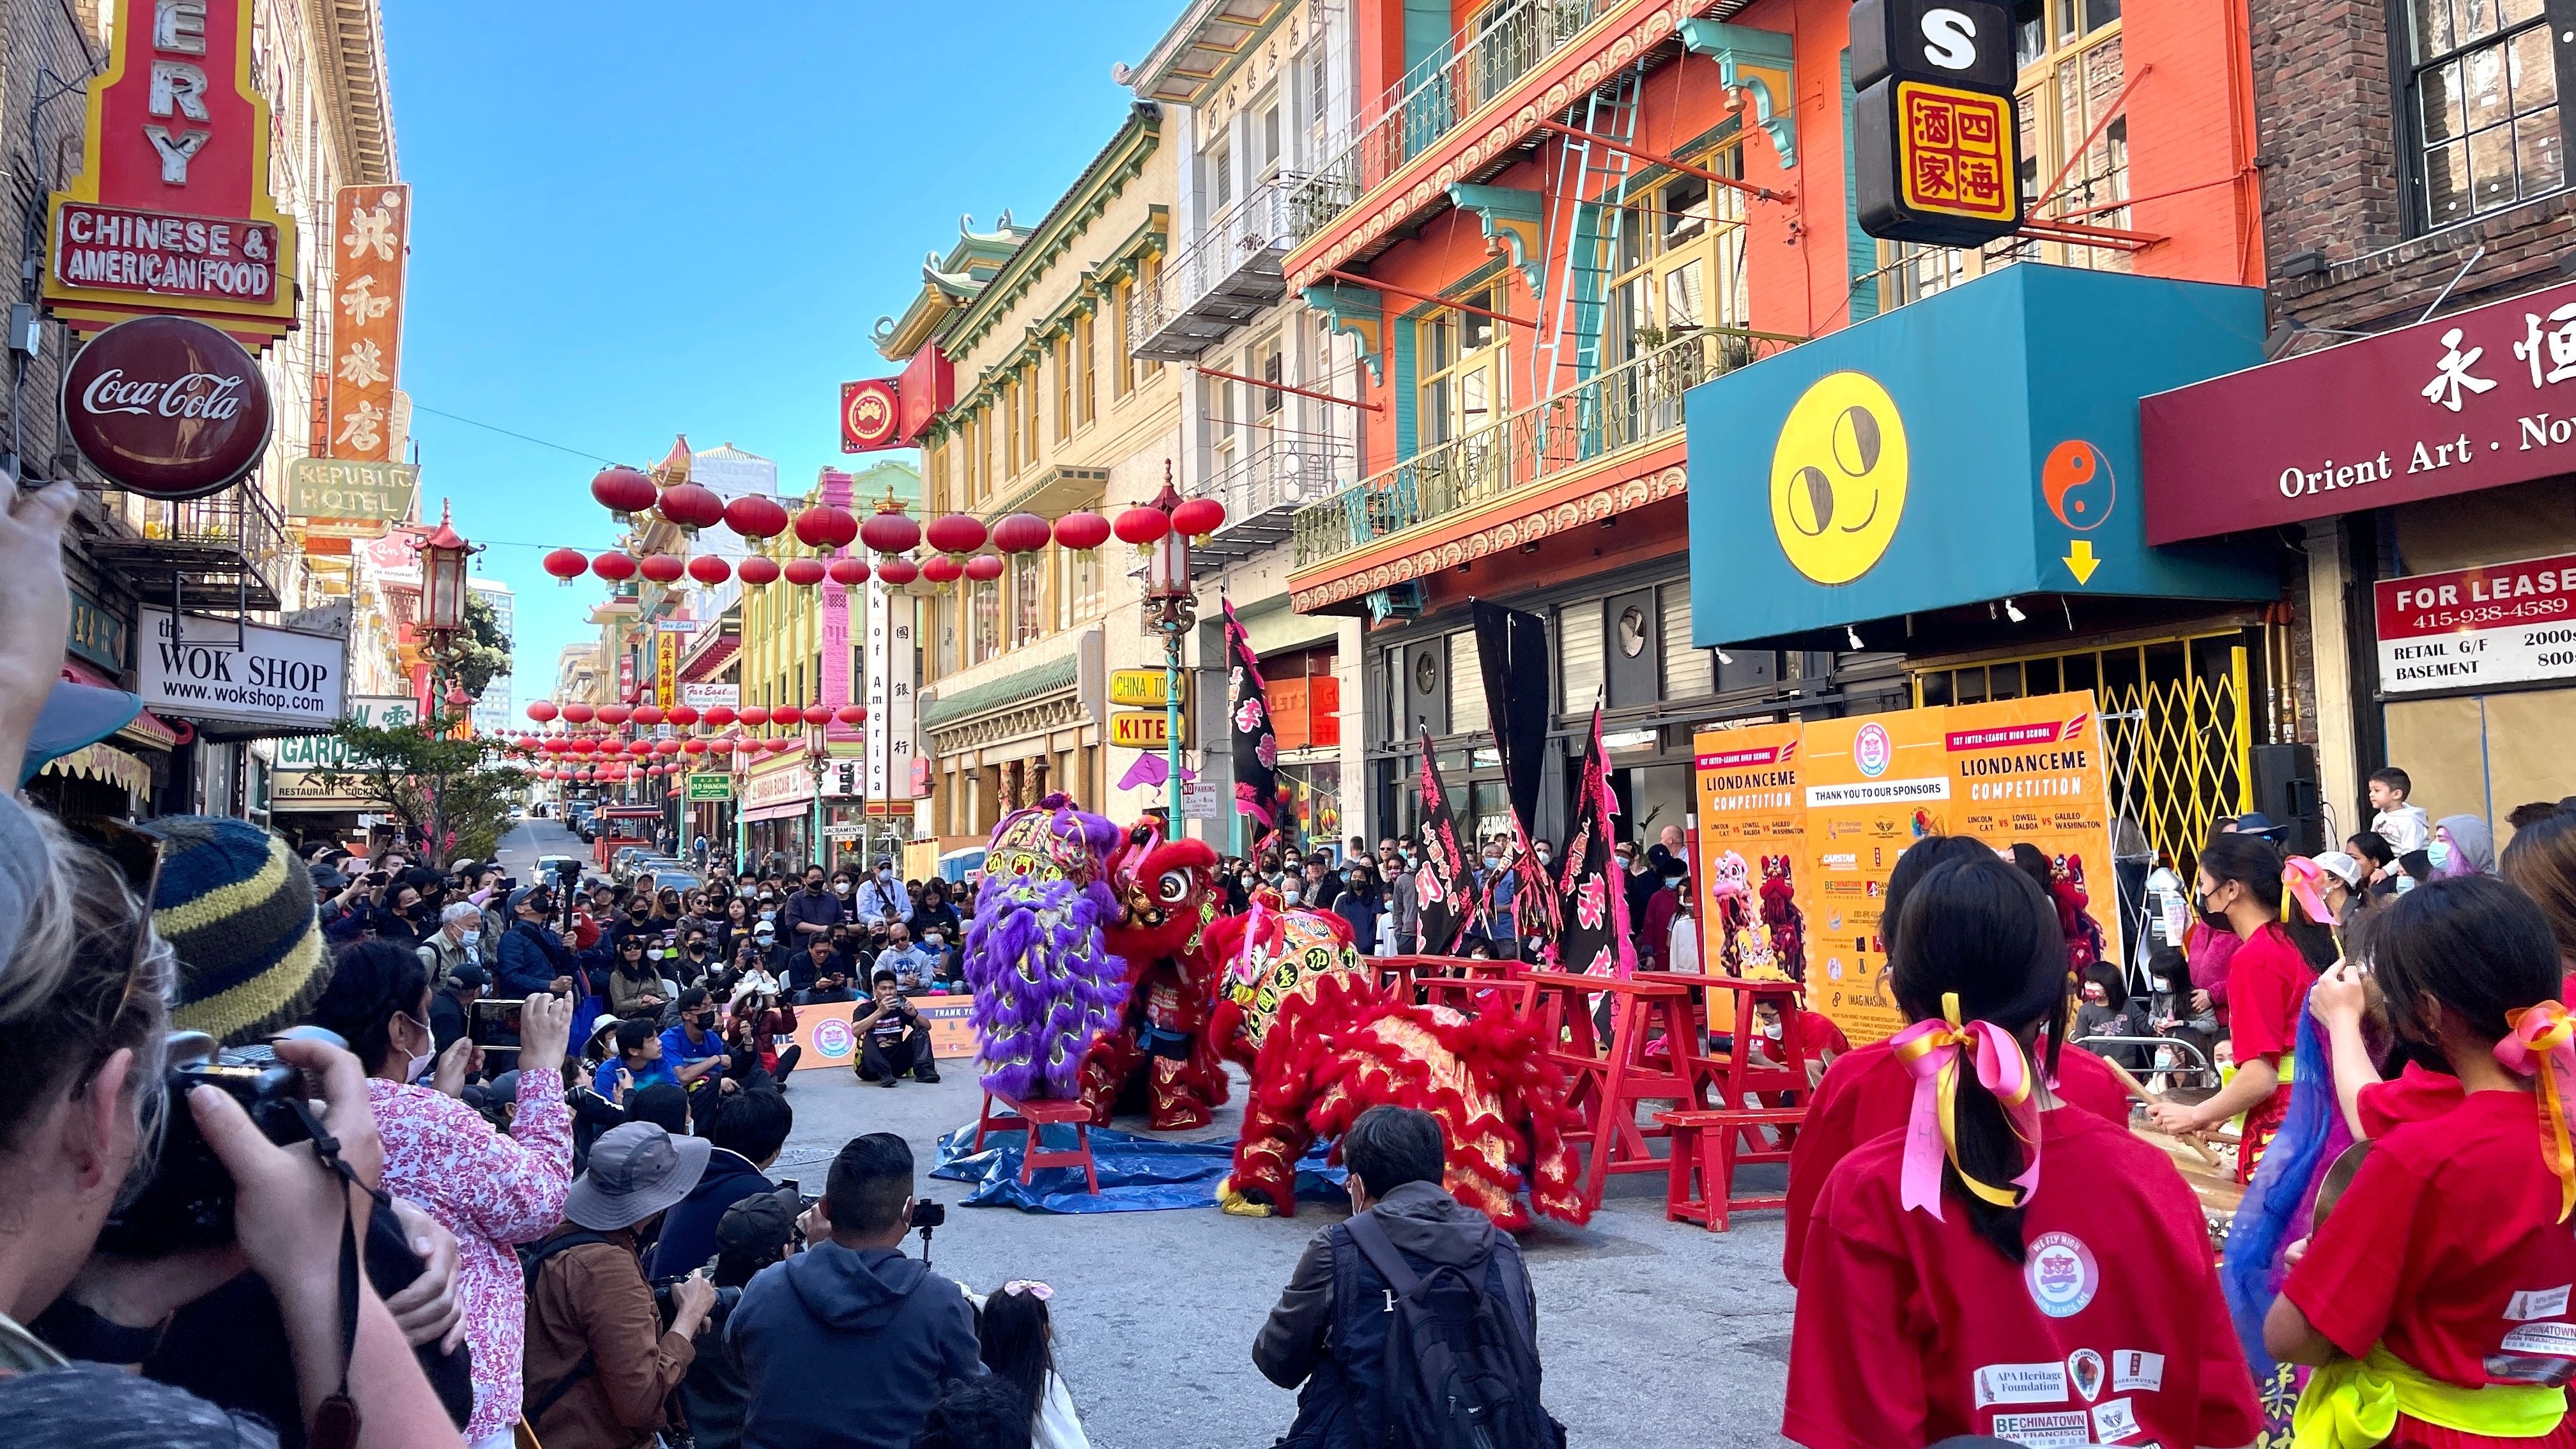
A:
864,582,916,804
1851,0,2023,248
325,185,410,461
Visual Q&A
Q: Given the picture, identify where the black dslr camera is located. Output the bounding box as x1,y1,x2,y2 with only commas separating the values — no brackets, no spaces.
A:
98,1033,319,1254
650,1268,744,1330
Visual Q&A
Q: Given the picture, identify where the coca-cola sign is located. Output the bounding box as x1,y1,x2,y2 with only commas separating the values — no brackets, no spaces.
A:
62,314,271,499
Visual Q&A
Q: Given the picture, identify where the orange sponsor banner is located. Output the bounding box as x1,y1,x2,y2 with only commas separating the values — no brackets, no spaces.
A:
1691,723,1805,1031
1797,709,1950,1046
786,993,977,1070
1929,691,2120,968
325,184,410,461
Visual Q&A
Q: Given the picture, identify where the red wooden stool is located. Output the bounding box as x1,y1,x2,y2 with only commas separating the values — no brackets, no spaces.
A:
1657,1107,1804,1230
1525,972,1712,1215
974,1092,1101,1192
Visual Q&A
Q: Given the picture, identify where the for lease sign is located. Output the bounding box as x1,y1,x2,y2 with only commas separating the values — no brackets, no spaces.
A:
2376,551,2576,694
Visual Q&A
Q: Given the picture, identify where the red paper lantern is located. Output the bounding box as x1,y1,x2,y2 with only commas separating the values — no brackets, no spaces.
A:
542,547,590,583
562,702,596,724
924,513,987,555
1054,510,1110,551
875,555,919,586
783,558,827,587
687,555,732,586
527,700,560,723
834,704,868,724
1171,497,1226,537
738,706,772,728
537,767,556,781
800,703,832,725
683,739,709,755
1114,505,1170,546
920,554,963,585
770,737,799,753
597,703,634,726
627,739,654,756
860,504,921,554
590,551,638,582
963,552,1006,582
793,505,858,549
659,482,726,532
724,493,790,539
827,557,870,586
992,512,1052,553
590,466,657,518
638,554,685,585
737,556,781,586
632,704,665,726
703,705,736,727
668,705,700,726
655,739,682,756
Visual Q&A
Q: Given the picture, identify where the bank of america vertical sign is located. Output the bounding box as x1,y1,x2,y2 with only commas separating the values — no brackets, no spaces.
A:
43,0,301,346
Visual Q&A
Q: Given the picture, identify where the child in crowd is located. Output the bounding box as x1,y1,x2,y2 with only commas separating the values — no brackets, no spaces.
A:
2146,945,2220,1092
976,1280,1089,1449
593,1017,673,1105
2073,960,2149,1072
1779,835,2134,1285
2148,832,2305,1183
2371,766,2433,855
2266,877,2576,1449
1781,852,2262,1449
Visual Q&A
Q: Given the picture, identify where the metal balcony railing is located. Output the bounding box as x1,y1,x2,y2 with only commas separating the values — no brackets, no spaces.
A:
1285,0,1616,247
92,481,291,611
1193,427,1358,567
1134,177,1308,360
1290,326,1801,569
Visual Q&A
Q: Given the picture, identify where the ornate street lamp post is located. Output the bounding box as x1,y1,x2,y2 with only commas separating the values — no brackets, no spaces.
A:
1137,467,1192,827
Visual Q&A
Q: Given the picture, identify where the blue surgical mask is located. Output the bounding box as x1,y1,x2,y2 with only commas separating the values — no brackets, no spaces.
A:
2428,840,2453,870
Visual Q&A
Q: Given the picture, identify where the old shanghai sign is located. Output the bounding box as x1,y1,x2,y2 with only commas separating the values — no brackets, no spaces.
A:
63,314,272,499
44,0,299,344
2142,277,2576,544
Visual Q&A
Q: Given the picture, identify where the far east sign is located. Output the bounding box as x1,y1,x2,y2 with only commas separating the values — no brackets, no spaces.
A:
44,0,300,344
1851,0,2022,247
2376,552,2576,695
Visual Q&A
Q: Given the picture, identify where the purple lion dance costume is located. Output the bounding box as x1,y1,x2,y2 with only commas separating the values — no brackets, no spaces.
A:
963,792,1131,1099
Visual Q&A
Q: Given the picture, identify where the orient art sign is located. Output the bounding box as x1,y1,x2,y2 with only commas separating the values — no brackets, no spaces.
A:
63,313,272,498
43,0,300,344
2143,278,2576,543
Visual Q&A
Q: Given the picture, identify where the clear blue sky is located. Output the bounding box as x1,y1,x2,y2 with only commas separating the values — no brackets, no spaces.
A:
383,0,1179,710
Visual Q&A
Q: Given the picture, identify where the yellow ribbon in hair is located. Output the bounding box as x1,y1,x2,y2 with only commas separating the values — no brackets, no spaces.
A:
1887,992,2043,1217
2293,1345,2566,1449
2497,1000,2576,1222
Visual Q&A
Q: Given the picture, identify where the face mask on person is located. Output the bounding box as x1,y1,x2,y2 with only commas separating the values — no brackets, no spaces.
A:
834,880,852,896
1482,855,1500,870
687,942,707,957
2194,885,2231,930
1534,849,1551,866
878,868,894,882
2428,839,2453,871
399,1013,435,1084
1282,887,1301,905
694,1011,716,1031
460,929,481,949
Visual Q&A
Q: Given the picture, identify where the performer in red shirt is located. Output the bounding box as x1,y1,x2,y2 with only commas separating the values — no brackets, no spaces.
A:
1782,836,2135,1284
1784,851,2263,1449
2268,875,2576,1449
2148,832,2304,1181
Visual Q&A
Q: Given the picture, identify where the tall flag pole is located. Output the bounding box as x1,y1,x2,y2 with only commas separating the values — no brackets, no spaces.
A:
1413,731,1473,954
1554,705,1637,979
1473,599,1558,962
1223,597,1280,855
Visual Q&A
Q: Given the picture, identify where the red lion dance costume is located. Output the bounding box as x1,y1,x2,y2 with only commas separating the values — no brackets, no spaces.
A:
1080,820,1231,1131
1199,896,1590,1230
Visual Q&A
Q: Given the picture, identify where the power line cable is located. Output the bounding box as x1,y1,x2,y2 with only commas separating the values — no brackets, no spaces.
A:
408,403,620,465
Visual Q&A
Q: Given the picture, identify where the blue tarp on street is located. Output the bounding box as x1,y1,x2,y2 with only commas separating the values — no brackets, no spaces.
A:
931,1121,1347,1214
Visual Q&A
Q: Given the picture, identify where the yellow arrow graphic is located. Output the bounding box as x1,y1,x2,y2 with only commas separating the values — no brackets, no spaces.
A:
2064,540,2101,585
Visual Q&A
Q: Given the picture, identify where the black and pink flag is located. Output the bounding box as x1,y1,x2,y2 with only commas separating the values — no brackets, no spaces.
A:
1413,732,1473,954
1553,707,1636,979
1223,597,1280,851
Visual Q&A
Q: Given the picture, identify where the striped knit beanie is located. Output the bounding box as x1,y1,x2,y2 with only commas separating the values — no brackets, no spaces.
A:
139,815,330,1047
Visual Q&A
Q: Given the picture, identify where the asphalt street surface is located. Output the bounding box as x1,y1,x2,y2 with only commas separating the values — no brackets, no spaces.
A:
496,816,1799,1448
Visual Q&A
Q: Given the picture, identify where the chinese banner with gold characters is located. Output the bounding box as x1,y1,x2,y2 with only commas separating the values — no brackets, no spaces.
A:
323,184,410,463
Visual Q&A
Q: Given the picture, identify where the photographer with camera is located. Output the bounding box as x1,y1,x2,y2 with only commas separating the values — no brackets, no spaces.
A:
650,1087,792,1280
522,1122,716,1449
727,1133,980,1449
497,884,583,1004
678,1186,801,1449
308,942,577,1448
0,793,461,1445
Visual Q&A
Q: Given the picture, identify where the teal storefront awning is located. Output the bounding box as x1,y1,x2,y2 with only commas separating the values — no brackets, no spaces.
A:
1683,264,2280,648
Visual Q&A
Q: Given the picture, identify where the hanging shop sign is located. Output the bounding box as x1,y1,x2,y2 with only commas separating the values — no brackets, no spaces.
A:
1683,265,2276,647
137,606,348,732
655,627,680,709
272,694,416,770
680,680,740,709
320,185,411,463
841,378,903,452
2375,550,2576,695
1108,668,1183,706
2143,277,2576,544
685,772,735,801
864,565,919,799
1850,0,2020,247
67,585,130,673
285,457,417,522
63,313,272,499
742,753,815,822
1111,710,1174,749
43,0,299,343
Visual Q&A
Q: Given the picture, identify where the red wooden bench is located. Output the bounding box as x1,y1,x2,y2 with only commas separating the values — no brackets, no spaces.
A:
1657,1106,1805,1231
973,1091,1101,1193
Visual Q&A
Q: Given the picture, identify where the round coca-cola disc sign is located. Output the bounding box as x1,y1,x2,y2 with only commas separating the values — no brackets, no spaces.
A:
62,315,272,500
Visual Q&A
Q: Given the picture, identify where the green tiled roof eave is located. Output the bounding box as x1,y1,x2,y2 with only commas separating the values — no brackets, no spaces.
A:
919,654,1081,730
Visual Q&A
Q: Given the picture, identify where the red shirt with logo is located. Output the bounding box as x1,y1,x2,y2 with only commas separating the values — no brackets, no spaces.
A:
1782,1038,2133,1283
1786,1108,2261,1449
2284,1087,2576,1387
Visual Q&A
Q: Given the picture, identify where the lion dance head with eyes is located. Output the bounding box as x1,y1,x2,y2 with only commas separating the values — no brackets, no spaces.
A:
1197,893,1588,1230
1079,818,1232,1131
962,793,1131,1100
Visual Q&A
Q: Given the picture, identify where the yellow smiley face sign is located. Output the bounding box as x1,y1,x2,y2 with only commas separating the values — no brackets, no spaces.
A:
1769,371,1910,585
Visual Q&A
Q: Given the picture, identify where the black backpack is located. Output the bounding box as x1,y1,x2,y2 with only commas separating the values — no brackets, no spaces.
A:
1343,1211,1562,1449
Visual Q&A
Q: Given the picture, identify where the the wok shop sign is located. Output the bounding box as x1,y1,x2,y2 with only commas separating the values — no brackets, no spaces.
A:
137,606,347,730
63,314,272,499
